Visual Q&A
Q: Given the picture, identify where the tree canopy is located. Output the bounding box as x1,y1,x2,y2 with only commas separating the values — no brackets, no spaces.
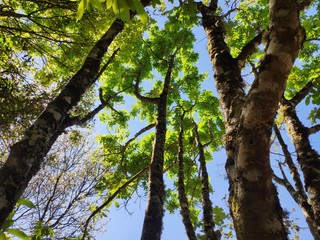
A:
0,0,320,239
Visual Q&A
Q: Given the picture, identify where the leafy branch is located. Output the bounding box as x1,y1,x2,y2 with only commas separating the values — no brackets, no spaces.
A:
81,166,148,240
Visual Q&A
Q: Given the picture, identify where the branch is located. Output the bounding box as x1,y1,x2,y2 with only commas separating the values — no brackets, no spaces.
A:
236,30,266,69
0,7,29,18
306,38,320,42
273,172,296,199
290,81,313,106
0,25,80,44
134,71,160,104
122,123,156,153
119,123,156,167
61,49,124,127
39,173,63,222
208,0,218,11
81,166,148,240
298,0,313,11
308,124,320,135
142,39,169,63
96,48,120,80
221,7,240,18
273,125,306,200
160,52,176,97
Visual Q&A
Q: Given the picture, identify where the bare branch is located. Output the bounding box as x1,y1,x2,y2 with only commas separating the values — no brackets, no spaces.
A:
236,30,266,69
0,6,28,18
273,172,296,198
308,124,320,135
298,0,313,11
306,38,320,42
221,7,240,18
122,123,156,153
290,81,313,106
273,125,306,200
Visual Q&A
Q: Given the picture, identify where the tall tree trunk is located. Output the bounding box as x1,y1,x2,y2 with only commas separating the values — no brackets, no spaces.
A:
198,0,307,239
194,123,220,240
177,113,197,240
281,97,320,238
0,19,125,226
140,54,175,240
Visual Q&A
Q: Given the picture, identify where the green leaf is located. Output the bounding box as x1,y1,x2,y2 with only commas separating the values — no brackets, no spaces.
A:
118,0,130,22
91,0,104,11
305,95,311,105
114,201,120,208
112,0,120,17
76,0,86,20
134,0,148,23
6,229,30,240
18,198,36,209
106,0,113,9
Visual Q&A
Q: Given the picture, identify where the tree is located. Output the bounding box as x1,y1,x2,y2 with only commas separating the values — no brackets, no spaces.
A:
1,0,320,239
197,0,307,239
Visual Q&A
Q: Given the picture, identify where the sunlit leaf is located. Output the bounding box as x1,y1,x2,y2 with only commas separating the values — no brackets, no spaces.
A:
18,198,36,209
7,229,30,240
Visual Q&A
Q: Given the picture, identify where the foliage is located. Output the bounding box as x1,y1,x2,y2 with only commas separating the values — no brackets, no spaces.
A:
76,0,158,22
0,0,320,239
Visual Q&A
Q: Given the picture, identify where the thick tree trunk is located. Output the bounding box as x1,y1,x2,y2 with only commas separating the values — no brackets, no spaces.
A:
194,123,220,240
140,55,175,240
177,114,197,240
199,0,307,239
0,19,126,226
281,98,320,238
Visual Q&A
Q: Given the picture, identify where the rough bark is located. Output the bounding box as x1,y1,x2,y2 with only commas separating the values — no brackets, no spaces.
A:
177,114,197,240
281,97,320,237
140,54,175,240
194,123,220,240
198,0,307,239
